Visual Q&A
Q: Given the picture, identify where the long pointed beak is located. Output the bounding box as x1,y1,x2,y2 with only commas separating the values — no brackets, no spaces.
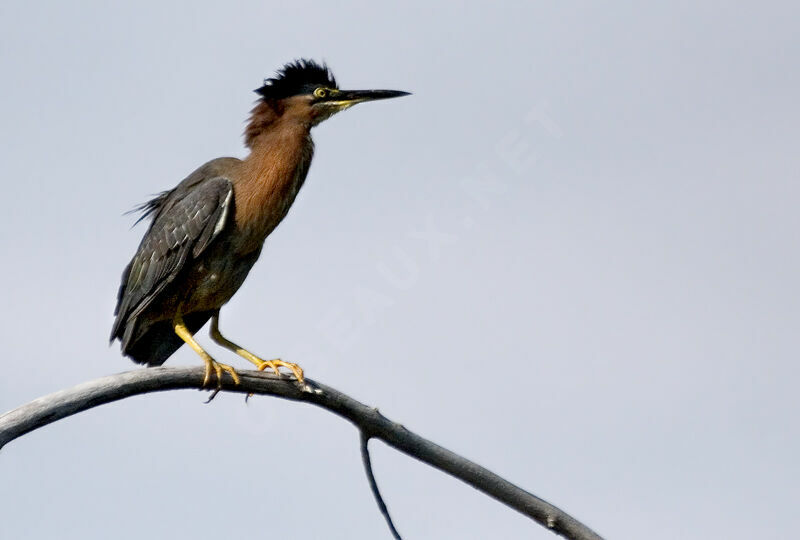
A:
334,89,411,105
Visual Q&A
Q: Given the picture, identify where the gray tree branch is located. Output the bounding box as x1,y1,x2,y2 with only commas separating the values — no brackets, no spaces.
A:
0,367,603,540
360,430,403,539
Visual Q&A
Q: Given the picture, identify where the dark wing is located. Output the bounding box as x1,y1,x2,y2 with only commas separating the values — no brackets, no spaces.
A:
110,175,233,346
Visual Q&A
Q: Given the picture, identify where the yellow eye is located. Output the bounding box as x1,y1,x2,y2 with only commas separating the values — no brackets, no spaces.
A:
314,87,328,99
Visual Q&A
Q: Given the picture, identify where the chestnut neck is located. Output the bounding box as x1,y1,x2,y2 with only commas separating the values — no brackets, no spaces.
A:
232,100,315,253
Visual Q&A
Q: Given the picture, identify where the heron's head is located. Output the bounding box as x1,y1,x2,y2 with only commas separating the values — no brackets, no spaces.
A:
253,59,409,127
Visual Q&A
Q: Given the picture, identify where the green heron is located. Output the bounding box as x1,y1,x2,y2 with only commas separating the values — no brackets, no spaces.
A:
111,59,408,387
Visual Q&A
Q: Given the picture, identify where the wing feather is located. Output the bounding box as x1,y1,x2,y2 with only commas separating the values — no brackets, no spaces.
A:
110,175,233,343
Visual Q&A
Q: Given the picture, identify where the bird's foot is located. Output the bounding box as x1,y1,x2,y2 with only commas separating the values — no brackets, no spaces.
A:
255,358,305,383
202,357,241,388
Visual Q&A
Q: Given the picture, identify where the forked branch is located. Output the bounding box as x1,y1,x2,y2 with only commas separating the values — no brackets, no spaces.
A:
0,367,603,540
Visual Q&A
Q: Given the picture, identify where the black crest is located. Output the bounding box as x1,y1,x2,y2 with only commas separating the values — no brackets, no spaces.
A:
255,59,337,100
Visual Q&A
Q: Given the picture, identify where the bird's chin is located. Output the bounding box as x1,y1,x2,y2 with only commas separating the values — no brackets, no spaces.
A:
311,104,350,125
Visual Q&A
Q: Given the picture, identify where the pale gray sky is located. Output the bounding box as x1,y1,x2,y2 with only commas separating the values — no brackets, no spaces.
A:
1,1,798,539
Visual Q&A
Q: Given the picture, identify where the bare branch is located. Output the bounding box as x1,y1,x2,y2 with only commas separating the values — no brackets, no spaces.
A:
0,367,603,540
360,431,402,539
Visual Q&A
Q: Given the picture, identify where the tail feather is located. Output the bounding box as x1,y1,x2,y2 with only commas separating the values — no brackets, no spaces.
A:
122,311,214,366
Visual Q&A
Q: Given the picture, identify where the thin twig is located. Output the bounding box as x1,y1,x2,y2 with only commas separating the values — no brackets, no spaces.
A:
360,430,402,539
0,367,603,540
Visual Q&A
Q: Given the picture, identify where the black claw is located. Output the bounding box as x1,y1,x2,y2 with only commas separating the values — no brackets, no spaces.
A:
204,388,221,403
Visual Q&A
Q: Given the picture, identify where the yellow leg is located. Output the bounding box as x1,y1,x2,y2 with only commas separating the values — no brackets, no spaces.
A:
210,313,304,383
173,312,241,387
